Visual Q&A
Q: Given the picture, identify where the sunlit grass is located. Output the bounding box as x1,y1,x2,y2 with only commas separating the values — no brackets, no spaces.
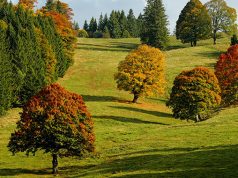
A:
0,36,237,178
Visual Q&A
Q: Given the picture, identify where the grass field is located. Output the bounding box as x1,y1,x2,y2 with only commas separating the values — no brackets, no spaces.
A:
0,36,238,178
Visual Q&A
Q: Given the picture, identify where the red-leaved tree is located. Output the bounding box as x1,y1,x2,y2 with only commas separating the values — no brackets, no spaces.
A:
215,44,238,106
8,83,95,174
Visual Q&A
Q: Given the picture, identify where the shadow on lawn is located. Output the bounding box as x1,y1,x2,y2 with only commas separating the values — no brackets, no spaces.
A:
0,168,50,176
93,115,169,125
77,42,138,53
82,95,118,102
110,106,172,118
61,145,238,178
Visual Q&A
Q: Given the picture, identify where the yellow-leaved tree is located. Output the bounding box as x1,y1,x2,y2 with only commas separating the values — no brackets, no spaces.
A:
114,45,166,103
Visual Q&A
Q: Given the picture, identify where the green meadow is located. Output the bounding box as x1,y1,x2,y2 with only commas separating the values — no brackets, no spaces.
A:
0,36,238,178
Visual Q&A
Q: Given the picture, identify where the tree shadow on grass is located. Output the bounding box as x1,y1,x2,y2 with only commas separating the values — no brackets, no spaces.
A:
81,95,118,102
110,106,172,118
93,115,169,125
60,145,238,178
110,42,139,50
0,168,50,176
165,45,187,51
195,51,221,59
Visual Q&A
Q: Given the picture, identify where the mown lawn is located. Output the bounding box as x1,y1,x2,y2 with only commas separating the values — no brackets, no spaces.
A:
0,37,238,178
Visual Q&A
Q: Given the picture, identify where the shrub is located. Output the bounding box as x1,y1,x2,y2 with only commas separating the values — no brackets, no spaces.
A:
78,29,88,38
114,44,166,103
93,31,103,38
167,67,221,122
8,83,95,174
215,44,238,106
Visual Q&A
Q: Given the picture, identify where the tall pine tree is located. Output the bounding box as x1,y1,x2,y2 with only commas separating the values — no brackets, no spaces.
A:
140,0,169,49
127,9,138,37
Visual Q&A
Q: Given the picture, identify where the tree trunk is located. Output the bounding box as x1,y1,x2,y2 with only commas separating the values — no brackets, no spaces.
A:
52,154,58,175
213,30,217,45
193,40,197,47
132,93,139,103
190,41,193,47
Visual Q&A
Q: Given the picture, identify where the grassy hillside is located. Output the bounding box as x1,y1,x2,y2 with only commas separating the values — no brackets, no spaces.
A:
0,36,238,178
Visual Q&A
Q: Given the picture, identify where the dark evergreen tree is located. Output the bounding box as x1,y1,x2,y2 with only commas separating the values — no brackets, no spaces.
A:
119,10,127,38
103,14,109,31
127,9,138,37
109,10,121,38
98,13,104,31
137,13,144,37
83,20,89,31
231,34,238,46
140,0,169,49
176,0,212,47
88,17,97,37
0,21,13,115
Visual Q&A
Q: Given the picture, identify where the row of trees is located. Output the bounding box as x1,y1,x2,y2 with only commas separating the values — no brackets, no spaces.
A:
0,0,76,115
176,0,237,46
115,43,238,122
83,9,143,38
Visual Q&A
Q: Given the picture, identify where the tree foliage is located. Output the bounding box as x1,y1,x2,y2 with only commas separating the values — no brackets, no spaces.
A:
176,0,212,47
0,0,74,114
205,0,237,44
167,67,221,122
215,44,238,106
114,45,166,103
8,83,95,174
140,0,169,49
18,0,37,10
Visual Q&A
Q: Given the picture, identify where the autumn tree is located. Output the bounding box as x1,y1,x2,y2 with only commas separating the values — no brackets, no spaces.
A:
215,45,238,106
176,0,212,47
114,45,166,103
18,0,37,10
140,0,169,49
167,67,221,122
205,0,237,45
8,83,95,175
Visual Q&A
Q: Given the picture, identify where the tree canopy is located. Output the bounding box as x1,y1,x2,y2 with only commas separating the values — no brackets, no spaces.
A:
176,0,212,47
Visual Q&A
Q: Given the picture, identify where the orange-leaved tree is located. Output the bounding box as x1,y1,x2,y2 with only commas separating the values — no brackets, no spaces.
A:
167,67,221,122
8,83,95,175
215,44,238,106
114,44,166,103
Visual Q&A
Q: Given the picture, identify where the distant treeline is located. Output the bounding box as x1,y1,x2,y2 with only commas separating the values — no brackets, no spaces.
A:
0,0,75,115
82,9,143,38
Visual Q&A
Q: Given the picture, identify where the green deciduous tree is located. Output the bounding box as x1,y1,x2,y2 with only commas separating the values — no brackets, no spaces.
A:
205,0,237,45
167,67,221,122
8,83,95,175
115,45,166,103
176,0,212,47
140,0,169,49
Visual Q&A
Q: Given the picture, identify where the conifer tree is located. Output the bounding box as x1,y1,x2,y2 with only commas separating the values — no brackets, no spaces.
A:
83,20,89,31
137,13,144,37
176,0,212,47
109,10,121,38
103,14,109,31
0,21,13,115
140,0,169,49
98,13,104,32
119,10,127,38
127,9,138,37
